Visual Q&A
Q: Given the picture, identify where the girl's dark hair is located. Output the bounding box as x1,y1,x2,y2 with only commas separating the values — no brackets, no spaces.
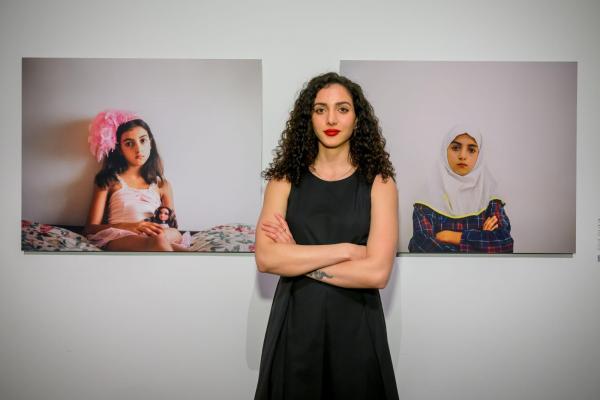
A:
94,119,164,188
262,72,395,185
150,206,178,229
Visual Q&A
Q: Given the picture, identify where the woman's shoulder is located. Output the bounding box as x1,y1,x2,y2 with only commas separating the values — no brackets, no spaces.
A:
371,173,397,199
259,178,292,216
266,177,292,194
372,173,396,187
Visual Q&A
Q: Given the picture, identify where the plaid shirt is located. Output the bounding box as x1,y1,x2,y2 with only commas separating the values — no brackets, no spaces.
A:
408,200,514,253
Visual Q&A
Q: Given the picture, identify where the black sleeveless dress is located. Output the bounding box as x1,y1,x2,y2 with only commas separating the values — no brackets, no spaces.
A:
255,171,399,400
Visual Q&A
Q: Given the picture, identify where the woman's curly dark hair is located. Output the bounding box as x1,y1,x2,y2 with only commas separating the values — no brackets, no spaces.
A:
262,72,395,185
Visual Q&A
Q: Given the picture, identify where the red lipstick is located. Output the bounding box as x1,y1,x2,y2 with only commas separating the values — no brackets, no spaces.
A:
324,129,340,137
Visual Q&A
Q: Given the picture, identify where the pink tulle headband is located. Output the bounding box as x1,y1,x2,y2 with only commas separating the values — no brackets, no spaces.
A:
88,110,139,162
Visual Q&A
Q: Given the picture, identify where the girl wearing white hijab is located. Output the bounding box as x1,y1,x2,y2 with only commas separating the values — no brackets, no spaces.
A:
408,125,513,253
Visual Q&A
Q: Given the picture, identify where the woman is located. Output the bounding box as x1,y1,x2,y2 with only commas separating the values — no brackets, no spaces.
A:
254,73,399,399
408,125,514,253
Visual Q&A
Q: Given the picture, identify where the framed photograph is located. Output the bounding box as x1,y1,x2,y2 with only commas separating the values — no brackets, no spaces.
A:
341,61,577,253
22,58,262,252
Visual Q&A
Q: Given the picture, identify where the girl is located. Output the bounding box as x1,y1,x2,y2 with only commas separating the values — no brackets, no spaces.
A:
254,73,399,399
408,125,514,253
84,110,187,251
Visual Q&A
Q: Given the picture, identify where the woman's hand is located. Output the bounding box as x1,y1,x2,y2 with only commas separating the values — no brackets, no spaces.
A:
435,230,462,245
261,213,296,244
119,221,164,236
482,216,498,231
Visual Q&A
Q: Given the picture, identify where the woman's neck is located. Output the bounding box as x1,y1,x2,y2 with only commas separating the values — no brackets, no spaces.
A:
311,145,355,181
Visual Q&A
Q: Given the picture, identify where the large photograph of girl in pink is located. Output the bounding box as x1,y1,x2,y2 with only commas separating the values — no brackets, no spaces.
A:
340,61,576,254
22,58,261,252
84,110,191,251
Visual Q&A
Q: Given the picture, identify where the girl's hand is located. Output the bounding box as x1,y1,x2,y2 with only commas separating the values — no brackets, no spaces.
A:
436,230,462,245
261,213,296,244
482,216,498,231
120,221,164,236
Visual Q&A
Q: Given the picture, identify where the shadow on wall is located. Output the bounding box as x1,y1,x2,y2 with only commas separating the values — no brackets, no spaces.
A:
23,118,99,226
381,259,402,369
246,271,279,370
56,119,99,225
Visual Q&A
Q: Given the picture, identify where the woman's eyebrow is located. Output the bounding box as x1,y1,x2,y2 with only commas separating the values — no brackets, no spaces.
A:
313,101,352,107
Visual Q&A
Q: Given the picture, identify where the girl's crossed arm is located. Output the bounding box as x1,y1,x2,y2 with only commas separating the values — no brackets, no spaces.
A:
458,202,514,253
408,205,459,252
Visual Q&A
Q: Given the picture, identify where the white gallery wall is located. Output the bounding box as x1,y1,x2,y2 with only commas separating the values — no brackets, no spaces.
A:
2,1,599,400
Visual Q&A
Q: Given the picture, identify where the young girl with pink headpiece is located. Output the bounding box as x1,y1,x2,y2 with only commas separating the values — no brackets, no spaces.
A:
84,110,188,251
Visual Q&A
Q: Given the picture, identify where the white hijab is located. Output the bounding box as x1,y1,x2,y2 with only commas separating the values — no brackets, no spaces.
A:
414,125,502,218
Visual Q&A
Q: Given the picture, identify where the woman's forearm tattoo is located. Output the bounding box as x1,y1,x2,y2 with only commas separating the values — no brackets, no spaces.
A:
307,269,333,280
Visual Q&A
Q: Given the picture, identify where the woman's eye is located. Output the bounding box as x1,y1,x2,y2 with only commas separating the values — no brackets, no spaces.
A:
450,145,460,151
314,108,325,114
338,107,349,113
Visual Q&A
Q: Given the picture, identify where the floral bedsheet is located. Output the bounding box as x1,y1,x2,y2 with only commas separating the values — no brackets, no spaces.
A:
21,220,101,251
189,224,256,252
21,220,255,253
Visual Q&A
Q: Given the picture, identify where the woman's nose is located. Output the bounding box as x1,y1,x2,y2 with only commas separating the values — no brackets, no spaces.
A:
327,111,337,125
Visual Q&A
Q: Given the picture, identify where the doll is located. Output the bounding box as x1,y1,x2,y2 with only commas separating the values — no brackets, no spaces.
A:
150,206,178,228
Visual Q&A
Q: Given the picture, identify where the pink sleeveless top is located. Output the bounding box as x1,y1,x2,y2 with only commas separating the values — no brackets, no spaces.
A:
107,175,161,224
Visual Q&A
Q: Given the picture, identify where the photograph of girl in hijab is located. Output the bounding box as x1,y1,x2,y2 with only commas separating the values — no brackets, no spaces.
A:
408,125,513,253
340,60,576,253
